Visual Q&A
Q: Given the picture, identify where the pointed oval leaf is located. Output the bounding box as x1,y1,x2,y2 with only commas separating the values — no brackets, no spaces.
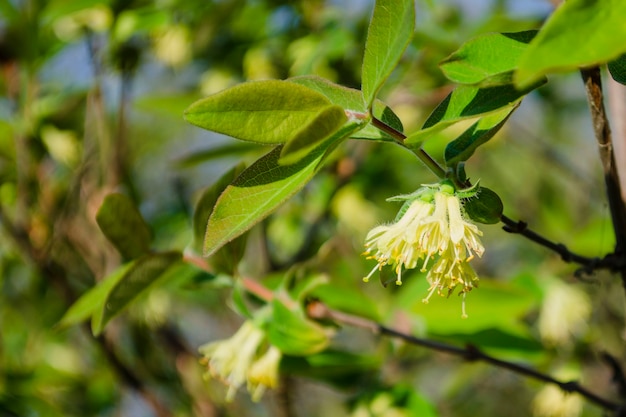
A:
463,187,503,225
92,251,182,335
515,0,626,88
96,193,152,260
184,80,336,144
444,105,516,166
279,105,347,165
362,0,415,107
406,81,542,146
265,299,330,356
608,53,626,85
288,76,404,140
204,125,360,257
440,31,537,85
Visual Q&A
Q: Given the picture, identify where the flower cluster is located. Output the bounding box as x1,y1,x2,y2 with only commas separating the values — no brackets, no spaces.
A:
199,320,281,402
363,183,484,317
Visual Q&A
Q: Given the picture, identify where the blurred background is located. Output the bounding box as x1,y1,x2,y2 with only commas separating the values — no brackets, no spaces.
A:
0,0,622,416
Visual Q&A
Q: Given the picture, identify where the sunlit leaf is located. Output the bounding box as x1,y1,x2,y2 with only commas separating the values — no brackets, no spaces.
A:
440,31,536,85
203,125,359,257
362,0,415,107
96,193,152,260
279,104,346,165
289,75,404,140
92,251,182,335
515,0,626,88
184,80,340,145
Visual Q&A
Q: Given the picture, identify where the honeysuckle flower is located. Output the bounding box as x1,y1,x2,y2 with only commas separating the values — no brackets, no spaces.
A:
422,246,480,318
363,183,485,317
363,195,435,284
247,345,282,401
538,279,591,347
199,320,281,402
533,384,583,417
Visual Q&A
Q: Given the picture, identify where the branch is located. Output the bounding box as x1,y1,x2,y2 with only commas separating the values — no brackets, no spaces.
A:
580,68,626,278
498,215,619,276
306,300,623,414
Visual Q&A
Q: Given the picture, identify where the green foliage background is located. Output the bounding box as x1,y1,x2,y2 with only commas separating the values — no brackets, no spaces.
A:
0,0,623,416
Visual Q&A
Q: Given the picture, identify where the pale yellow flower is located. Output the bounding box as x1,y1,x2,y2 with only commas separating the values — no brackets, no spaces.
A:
538,280,591,347
247,345,282,401
363,184,485,316
363,196,435,285
422,246,480,318
199,320,281,402
533,385,583,417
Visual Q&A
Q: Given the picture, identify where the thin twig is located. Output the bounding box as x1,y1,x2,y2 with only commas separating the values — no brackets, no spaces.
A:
499,215,613,275
370,116,447,179
306,300,622,413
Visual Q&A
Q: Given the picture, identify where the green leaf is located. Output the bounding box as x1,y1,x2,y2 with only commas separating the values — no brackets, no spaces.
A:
192,163,245,254
608,53,626,85
398,278,535,335
91,251,182,335
444,105,516,166
56,263,134,329
288,76,404,140
281,350,380,388
463,187,503,225
184,80,339,145
193,164,248,274
362,0,415,107
310,284,381,321
440,31,536,85
406,81,542,146
231,280,253,319
203,126,358,257
279,105,347,165
515,0,626,88
265,299,330,356
433,328,542,354
96,193,152,260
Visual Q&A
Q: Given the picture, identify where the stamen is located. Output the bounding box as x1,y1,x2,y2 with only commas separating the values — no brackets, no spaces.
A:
422,279,440,303
363,264,379,283
461,293,468,319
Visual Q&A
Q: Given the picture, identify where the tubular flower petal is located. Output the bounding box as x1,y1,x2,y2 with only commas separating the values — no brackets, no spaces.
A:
363,185,485,316
247,345,282,402
363,198,435,285
199,320,281,402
